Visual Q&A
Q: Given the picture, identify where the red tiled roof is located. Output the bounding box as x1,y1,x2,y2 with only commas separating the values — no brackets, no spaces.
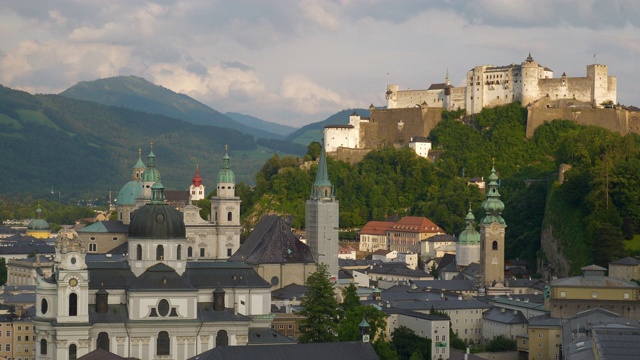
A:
360,221,395,235
390,216,443,233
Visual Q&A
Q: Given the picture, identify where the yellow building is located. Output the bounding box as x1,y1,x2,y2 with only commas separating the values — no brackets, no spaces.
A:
526,315,563,360
13,318,36,360
26,208,51,239
547,264,640,319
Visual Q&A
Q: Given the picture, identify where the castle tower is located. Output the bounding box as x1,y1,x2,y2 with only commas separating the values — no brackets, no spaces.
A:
587,64,616,107
520,52,541,106
305,143,339,278
141,143,161,201
456,205,481,267
386,85,399,109
189,165,205,202
210,145,241,259
479,164,506,286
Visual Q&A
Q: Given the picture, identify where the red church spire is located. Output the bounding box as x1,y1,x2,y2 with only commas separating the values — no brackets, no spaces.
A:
192,165,203,187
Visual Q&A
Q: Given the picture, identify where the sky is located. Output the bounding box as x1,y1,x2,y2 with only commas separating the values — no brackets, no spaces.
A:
1,0,639,127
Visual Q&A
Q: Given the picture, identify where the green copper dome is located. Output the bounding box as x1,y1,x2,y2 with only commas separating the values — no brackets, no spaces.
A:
217,149,235,184
458,206,480,245
128,182,185,239
142,148,161,183
481,165,506,225
116,181,143,206
27,208,50,230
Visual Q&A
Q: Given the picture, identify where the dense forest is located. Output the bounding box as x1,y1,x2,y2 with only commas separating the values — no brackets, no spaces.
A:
229,103,640,274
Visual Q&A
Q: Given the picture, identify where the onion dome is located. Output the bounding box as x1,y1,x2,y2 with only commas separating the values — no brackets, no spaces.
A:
217,146,235,184
192,165,203,187
458,206,480,245
133,148,146,171
128,182,185,239
27,208,50,230
142,144,161,183
525,52,534,63
481,164,506,225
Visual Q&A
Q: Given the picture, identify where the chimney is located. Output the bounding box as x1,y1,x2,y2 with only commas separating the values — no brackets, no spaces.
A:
213,286,226,311
440,292,444,299
513,310,518,315
501,308,505,313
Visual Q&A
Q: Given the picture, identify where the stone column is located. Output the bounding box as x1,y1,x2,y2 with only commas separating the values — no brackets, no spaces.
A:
116,337,127,357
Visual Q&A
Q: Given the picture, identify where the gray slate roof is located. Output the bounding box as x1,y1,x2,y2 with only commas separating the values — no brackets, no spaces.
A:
129,263,195,291
0,238,54,255
248,328,296,345
189,341,379,360
411,280,475,292
78,221,128,234
610,256,640,266
271,283,308,301
229,215,315,264
592,327,640,360
483,307,528,324
184,261,271,289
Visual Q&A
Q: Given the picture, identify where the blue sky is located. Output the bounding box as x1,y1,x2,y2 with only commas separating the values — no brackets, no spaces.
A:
1,0,638,127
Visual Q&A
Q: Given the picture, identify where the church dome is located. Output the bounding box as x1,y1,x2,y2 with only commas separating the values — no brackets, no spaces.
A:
458,208,480,245
217,150,235,184
116,181,143,206
27,208,49,230
142,148,161,183
128,182,185,239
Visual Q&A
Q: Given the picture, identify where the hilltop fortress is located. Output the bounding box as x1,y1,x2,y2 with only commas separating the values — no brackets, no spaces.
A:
325,54,639,161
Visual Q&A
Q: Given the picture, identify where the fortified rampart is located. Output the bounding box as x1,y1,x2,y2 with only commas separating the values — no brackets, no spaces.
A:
526,106,640,138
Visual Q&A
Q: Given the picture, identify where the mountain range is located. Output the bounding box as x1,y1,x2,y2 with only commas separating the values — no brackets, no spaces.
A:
0,77,365,200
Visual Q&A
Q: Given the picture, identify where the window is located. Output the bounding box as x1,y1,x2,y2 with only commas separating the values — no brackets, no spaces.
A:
18,335,21,341
5,344,10,351
69,293,78,316
216,330,229,347
624,292,630,299
200,248,205,257
279,325,284,329
97,332,109,351
592,292,598,299
41,298,48,315
227,249,232,257
177,245,182,260
18,326,21,330
227,212,233,222
158,299,170,317
89,243,97,252
560,291,566,298
156,245,164,260
188,247,193,257
136,245,142,260
157,331,170,355
69,344,77,360
5,331,8,337
288,324,293,329
492,241,498,250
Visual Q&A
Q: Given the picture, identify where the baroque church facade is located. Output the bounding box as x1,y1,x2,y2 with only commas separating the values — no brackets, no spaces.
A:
34,172,272,359
115,145,241,260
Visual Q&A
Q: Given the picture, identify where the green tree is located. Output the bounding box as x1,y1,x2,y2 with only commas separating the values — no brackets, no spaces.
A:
391,326,431,360
337,284,388,343
298,264,339,343
485,335,517,352
373,338,398,360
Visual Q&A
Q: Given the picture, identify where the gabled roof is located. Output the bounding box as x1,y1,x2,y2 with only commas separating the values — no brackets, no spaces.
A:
129,263,195,291
189,341,379,360
610,257,640,266
360,221,394,236
248,328,296,345
78,221,128,234
271,283,308,300
391,216,443,234
483,307,528,324
77,348,137,360
229,215,315,264
184,262,271,288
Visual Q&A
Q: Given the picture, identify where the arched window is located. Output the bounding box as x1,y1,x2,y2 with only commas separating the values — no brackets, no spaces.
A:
156,245,164,260
40,339,47,355
177,245,182,260
188,247,193,258
97,332,109,351
69,344,77,360
227,212,232,222
216,330,229,347
200,248,205,257
69,293,78,316
492,241,498,250
157,331,170,355
136,244,142,260
215,211,218,222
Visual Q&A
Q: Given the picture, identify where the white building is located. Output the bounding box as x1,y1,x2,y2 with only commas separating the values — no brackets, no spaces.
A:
386,310,450,360
408,136,432,158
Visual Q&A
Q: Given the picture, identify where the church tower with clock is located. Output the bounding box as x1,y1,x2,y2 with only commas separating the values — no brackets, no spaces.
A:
479,164,506,286
210,146,241,259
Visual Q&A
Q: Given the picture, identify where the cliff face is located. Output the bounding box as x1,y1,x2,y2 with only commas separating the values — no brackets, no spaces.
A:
540,225,571,278
539,184,591,277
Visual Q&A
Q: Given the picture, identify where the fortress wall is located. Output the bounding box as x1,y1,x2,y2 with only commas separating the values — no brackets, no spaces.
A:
448,87,466,110
396,89,443,108
526,107,630,138
538,77,592,103
333,148,371,165
367,107,441,148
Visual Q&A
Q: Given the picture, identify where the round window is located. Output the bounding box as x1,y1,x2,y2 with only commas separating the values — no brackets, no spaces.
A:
70,257,77,265
90,237,96,241
271,276,279,286
158,299,170,317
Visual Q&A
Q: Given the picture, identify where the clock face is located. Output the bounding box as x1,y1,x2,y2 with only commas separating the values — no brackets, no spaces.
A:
69,278,78,287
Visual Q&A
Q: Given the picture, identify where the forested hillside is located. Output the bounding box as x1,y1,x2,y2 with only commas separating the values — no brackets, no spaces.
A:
233,103,640,275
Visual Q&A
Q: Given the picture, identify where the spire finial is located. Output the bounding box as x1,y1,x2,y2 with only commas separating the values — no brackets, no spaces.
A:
225,144,228,153
150,141,154,150
446,68,449,80
138,148,142,157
